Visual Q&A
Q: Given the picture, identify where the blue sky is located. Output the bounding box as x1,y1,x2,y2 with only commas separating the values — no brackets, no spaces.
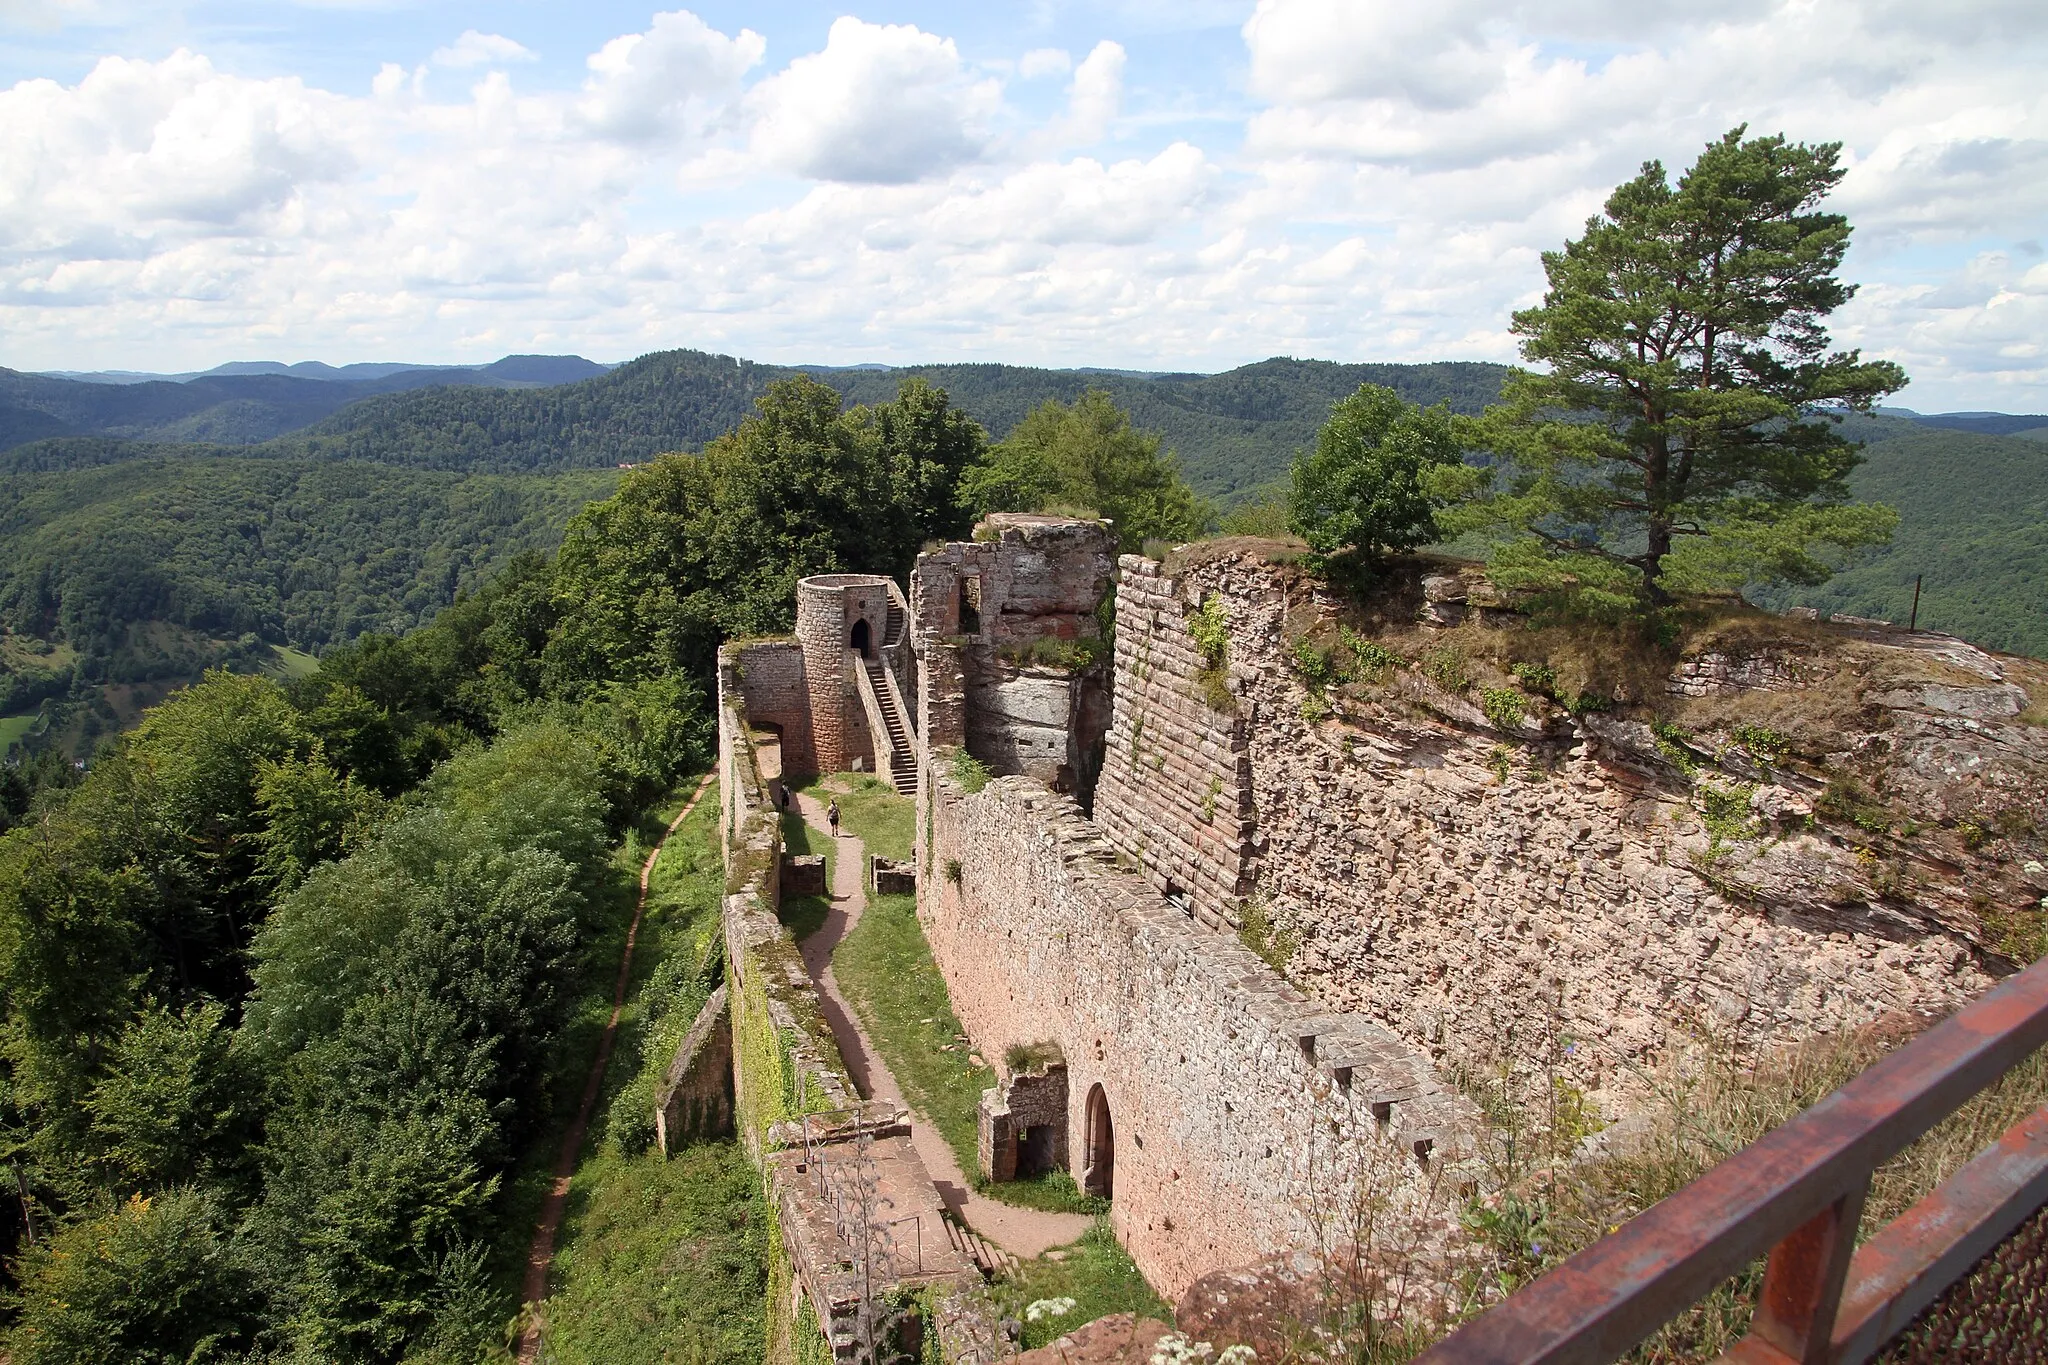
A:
3,0,2045,409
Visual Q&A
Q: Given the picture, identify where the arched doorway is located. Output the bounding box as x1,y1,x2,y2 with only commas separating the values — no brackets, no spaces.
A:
850,618,872,658
1081,1084,1114,1200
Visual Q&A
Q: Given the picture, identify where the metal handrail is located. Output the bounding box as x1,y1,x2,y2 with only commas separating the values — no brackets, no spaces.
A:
1416,956,2048,1365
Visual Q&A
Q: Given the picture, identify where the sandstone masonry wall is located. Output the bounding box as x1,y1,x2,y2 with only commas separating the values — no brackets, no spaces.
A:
917,770,1470,1300
1094,559,1254,925
1099,549,2030,1113
730,640,816,779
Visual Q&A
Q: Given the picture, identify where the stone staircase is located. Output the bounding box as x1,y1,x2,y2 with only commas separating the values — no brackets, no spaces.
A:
942,1211,1017,1278
883,599,905,649
866,659,918,795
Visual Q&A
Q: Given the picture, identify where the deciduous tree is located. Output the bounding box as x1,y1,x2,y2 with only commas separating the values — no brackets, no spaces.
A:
1291,384,1465,569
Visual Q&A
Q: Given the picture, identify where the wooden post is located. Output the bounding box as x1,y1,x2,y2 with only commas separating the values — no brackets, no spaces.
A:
1908,575,1922,632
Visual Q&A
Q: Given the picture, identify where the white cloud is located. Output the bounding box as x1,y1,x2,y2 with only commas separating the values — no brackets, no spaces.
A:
1063,41,1125,145
1019,48,1071,79
2,3,2046,410
747,17,998,184
431,31,534,69
579,9,765,142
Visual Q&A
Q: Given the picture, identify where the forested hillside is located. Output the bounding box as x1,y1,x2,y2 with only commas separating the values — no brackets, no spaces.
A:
0,379,1001,1359
0,461,617,751
1753,423,2048,656
0,356,611,452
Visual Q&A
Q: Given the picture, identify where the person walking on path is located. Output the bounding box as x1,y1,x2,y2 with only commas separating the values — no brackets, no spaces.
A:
826,798,841,835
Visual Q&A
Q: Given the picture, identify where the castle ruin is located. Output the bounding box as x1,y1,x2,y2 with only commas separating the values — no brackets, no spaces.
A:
705,513,2047,1350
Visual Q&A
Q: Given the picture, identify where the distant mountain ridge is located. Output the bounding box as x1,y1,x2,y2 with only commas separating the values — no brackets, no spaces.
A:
3,347,2043,655
36,353,611,387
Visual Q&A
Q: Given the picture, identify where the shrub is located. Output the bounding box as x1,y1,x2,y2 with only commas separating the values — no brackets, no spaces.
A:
1420,645,1470,694
1732,723,1792,767
948,749,993,795
1237,897,1300,974
1188,595,1235,712
1480,687,1527,732
1699,781,1762,847
1817,775,1892,834
1509,662,1557,695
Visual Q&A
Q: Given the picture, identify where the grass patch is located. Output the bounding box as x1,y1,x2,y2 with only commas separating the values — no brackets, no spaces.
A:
943,747,994,794
518,778,768,1363
989,1221,1169,1350
486,779,750,1347
535,1140,766,1364
831,891,994,1179
264,643,322,679
0,711,35,756
802,773,915,861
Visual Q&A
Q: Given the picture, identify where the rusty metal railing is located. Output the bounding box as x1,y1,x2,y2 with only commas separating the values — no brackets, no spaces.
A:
1415,956,2048,1365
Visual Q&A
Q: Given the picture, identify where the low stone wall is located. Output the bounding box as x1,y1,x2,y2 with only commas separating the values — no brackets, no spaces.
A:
656,984,733,1156
917,770,1471,1300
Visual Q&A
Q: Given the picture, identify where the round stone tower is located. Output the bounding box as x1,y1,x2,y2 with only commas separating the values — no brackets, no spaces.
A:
795,573,894,774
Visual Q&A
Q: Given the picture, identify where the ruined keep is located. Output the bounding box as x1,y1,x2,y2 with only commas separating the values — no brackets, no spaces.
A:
711,513,2048,1322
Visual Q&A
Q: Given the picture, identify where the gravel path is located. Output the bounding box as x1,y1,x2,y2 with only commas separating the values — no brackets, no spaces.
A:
793,791,1094,1260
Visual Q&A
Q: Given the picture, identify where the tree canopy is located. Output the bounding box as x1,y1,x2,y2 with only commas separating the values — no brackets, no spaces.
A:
1290,384,1466,568
1454,127,1905,610
960,389,1209,551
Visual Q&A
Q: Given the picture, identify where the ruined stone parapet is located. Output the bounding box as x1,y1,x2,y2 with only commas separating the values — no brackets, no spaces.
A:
726,638,818,780
910,514,1116,647
656,984,734,1154
920,768,1474,1299
911,516,1116,797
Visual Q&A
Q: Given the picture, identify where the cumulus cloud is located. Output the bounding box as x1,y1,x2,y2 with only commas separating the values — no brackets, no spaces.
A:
1063,42,1125,145
431,31,534,69
747,17,998,184
579,9,765,142
0,50,356,255
2,3,2046,409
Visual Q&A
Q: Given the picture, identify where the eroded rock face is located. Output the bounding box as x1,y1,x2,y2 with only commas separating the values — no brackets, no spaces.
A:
1095,546,2048,1116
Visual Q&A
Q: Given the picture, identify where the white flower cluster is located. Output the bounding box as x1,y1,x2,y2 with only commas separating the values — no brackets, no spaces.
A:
1148,1333,1255,1365
1025,1297,1077,1323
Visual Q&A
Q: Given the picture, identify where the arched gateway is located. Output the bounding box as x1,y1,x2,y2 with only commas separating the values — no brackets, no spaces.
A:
1082,1084,1114,1200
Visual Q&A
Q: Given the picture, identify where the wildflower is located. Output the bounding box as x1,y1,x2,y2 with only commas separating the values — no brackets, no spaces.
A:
1150,1333,1217,1365
1217,1347,1257,1365
1025,1297,1077,1323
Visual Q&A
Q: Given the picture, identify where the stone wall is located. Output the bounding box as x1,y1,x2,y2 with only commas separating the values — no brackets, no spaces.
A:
656,985,733,1155
911,514,1116,798
730,639,817,780
1096,547,2042,1112
917,770,1470,1300
1094,559,1254,926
